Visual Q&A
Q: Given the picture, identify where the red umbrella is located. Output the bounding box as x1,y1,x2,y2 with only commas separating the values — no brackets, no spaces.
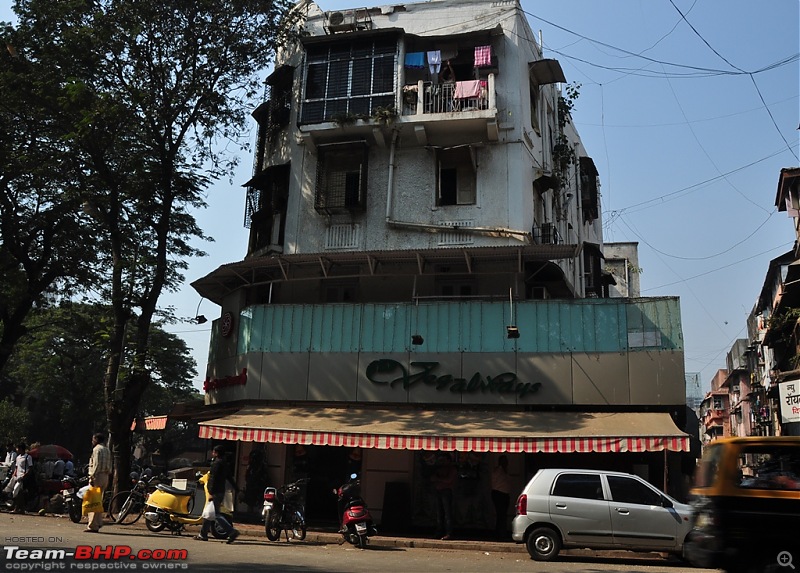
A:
28,444,73,460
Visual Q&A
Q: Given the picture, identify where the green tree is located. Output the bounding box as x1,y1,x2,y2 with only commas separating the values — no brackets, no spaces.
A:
0,18,102,373
1,303,198,461
0,399,31,447
4,0,298,493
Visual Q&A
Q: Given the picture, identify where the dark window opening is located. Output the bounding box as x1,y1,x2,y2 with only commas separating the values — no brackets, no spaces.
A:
315,143,368,214
437,147,476,206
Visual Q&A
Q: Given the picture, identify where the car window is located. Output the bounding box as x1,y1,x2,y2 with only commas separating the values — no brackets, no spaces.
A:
607,476,662,506
737,445,800,491
552,473,604,500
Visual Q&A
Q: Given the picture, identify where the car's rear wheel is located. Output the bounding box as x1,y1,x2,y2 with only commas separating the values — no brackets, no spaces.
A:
526,526,561,561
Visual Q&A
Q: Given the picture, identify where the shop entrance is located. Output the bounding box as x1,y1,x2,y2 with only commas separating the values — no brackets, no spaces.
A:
286,445,363,524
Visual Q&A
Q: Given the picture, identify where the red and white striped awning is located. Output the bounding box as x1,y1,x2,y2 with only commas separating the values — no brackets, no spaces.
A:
131,415,169,431
198,406,690,453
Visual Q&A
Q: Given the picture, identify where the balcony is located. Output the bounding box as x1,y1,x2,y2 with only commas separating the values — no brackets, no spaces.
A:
400,75,498,143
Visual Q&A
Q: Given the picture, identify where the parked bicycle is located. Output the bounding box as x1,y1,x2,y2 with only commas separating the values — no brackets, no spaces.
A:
109,471,161,525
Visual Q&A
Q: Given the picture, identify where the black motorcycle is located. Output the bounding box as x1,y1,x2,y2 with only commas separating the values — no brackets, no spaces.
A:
60,474,89,523
262,478,308,542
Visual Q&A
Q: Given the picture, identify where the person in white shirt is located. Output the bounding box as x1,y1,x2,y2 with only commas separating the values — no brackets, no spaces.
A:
10,444,33,514
4,443,17,465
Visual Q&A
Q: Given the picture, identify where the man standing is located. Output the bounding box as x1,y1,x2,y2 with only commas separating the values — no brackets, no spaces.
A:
85,432,112,533
490,455,511,538
4,443,17,465
10,444,33,514
195,445,239,543
431,454,457,540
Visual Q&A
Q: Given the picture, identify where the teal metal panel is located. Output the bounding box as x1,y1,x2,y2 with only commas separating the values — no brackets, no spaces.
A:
240,297,683,354
237,307,254,355
361,304,406,353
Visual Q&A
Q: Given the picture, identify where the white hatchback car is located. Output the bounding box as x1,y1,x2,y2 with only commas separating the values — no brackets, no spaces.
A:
511,468,692,561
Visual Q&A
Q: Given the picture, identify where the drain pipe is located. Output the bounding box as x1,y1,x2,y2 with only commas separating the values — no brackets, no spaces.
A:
385,127,400,222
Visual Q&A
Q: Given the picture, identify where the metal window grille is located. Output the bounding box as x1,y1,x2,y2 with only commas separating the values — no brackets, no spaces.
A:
315,143,368,213
301,38,397,124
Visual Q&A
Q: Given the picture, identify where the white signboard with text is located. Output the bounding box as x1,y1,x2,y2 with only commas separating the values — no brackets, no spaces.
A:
779,381,800,423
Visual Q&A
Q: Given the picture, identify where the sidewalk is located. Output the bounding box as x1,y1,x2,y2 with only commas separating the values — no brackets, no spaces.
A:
228,519,671,562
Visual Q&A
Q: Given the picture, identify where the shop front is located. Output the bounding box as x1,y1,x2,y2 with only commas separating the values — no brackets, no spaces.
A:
198,404,690,532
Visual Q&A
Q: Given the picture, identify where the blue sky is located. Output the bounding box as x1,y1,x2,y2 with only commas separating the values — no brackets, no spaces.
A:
3,1,798,395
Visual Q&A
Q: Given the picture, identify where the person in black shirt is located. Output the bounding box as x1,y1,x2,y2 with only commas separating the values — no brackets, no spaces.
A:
195,445,240,543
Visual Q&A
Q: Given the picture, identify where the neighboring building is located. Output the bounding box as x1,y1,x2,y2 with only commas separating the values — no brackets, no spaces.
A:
191,0,691,530
752,167,800,437
723,339,753,438
699,370,731,443
604,242,641,298
685,372,703,413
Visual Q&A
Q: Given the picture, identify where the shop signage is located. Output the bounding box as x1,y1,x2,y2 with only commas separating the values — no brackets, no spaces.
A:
204,368,247,393
365,359,541,398
779,381,800,423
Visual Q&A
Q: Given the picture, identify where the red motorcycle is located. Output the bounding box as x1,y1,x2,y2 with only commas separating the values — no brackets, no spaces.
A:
336,474,377,549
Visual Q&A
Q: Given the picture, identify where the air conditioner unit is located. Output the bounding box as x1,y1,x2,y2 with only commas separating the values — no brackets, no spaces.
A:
732,385,740,394
538,222,559,245
325,10,362,33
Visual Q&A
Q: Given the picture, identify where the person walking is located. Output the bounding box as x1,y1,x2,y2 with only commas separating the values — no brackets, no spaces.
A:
4,443,17,465
85,432,112,533
491,455,511,538
9,443,33,514
195,445,240,543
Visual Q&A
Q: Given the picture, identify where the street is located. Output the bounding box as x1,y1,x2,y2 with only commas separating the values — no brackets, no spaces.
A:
0,513,721,573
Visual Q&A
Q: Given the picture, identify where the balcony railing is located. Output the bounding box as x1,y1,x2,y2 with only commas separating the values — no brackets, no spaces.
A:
402,75,496,116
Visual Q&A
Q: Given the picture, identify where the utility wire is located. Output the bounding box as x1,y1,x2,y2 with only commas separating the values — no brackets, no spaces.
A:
667,0,799,161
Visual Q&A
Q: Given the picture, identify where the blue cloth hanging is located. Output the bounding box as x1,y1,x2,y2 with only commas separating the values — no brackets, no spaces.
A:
404,52,426,69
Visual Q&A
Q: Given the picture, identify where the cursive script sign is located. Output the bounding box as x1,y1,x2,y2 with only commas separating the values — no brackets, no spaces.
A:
365,359,541,398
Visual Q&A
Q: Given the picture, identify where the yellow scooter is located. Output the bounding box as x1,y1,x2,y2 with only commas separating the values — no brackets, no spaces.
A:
143,472,234,538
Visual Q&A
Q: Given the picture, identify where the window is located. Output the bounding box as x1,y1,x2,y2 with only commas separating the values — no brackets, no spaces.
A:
552,473,603,500
437,147,476,206
529,81,540,133
737,446,800,491
607,476,662,506
315,143,368,213
579,156,599,223
301,37,397,124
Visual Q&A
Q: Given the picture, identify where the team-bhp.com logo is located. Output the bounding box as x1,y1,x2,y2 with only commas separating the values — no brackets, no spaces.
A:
3,545,188,570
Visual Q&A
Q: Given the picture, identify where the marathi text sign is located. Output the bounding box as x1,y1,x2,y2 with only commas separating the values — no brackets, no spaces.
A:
779,381,800,423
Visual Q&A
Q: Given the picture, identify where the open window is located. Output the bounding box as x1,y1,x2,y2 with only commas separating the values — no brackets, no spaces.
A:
315,142,368,214
579,156,599,223
245,163,290,254
437,146,476,206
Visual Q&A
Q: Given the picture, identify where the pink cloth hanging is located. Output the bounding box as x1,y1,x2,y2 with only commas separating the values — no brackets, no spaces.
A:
474,45,492,67
454,80,482,99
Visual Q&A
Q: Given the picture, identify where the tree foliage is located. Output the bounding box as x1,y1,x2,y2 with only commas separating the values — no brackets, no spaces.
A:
2,0,298,492
0,303,198,460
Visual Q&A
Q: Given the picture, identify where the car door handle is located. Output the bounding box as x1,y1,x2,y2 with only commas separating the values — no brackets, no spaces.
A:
615,508,629,515
555,503,567,509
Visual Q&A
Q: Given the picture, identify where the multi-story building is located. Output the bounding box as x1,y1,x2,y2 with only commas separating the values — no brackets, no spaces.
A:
751,167,800,437
699,370,731,443
190,0,692,530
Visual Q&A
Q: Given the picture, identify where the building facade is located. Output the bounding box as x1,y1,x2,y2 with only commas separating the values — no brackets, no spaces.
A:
191,0,691,531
